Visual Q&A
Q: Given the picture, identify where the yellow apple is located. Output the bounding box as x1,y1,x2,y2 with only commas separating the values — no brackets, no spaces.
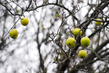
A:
95,18,101,25
78,50,87,58
21,17,29,26
9,29,18,39
72,28,82,37
66,37,76,48
80,37,90,47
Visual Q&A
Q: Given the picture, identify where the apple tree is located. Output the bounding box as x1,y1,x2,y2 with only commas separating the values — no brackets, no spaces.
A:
0,0,109,73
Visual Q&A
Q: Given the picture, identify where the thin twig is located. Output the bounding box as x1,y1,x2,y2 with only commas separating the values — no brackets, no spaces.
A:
3,18,20,39
26,3,79,23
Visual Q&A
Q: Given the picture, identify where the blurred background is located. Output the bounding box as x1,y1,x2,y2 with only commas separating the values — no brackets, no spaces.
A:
0,0,109,73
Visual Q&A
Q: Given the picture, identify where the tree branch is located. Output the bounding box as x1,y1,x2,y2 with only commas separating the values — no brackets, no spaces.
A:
26,3,79,23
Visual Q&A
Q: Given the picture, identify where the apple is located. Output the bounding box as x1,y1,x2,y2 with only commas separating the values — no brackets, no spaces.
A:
80,37,90,47
95,18,101,25
9,29,18,39
21,17,29,26
78,50,87,58
66,37,76,48
72,28,82,37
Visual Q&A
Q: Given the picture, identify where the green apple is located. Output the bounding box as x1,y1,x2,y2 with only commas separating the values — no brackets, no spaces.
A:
21,17,29,26
78,50,87,58
66,37,76,48
72,28,82,37
9,29,18,39
80,37,90,47
95,18,101,25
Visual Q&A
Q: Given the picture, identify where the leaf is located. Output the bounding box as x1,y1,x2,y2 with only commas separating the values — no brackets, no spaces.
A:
53,15,60,18
42,27,46,30
42,25,46,30
53,58,56,61
38,22,40,25
58,32,62,36
23,0,28,1
16,10,19,13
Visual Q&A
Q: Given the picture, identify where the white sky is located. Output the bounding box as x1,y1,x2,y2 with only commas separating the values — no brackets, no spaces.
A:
0,0,109,73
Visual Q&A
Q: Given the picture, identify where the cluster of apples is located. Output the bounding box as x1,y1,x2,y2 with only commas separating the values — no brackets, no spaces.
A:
9,17,29,39
66,18,102,59
66,28,90,58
